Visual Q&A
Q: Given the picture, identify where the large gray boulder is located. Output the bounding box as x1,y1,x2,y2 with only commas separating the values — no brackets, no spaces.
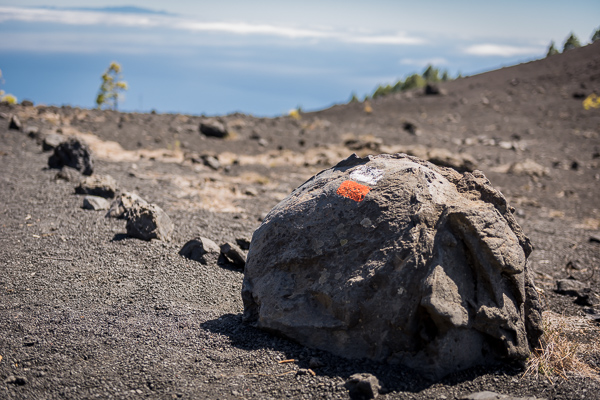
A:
242,153,542,379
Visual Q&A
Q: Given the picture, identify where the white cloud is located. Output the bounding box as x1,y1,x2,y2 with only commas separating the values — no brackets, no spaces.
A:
463,43,544,57
399,57,448,67
0,6,425,46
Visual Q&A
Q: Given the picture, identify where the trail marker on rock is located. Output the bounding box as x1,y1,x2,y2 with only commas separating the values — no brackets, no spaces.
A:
242,153,542,379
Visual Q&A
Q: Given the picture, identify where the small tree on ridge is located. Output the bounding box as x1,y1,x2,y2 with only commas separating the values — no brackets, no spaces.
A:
546,41,559,57
563,33,581,52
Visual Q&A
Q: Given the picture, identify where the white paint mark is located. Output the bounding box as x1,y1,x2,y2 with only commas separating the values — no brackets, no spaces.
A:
349,165,384,186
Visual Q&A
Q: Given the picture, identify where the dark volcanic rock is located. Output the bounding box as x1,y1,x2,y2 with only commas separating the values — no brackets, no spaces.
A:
242,153,540,379
106,192,148,219
200,120,228,138
48,137,94,175
424,83,446,95
75,175,118,198
179,237,221,265
8,114,22,130
344,373,381,399
126,203,174,241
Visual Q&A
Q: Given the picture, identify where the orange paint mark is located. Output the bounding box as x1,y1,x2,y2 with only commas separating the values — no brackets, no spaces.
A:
337,180,370,202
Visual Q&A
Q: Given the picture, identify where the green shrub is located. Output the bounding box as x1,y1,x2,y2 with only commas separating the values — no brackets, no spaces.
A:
401,73,426,91
546,41,559,57
422,65,440,82
563,33,581,52
592,26,600,42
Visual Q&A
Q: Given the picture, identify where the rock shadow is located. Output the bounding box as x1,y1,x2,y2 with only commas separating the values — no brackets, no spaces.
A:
201,313,522,395
111,233,131,242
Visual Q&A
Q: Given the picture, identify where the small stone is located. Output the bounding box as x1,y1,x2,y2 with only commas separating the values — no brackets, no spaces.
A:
244,187,258,196
5,375,27,385
106,192,148,219
344,373,380,399
83,196,110,211
8,114,22,130
21,99,34,107
556,278,590,295
42,133,66,151
75,175,118,198
55,166,82,183
507,159,548,177
402,121,419,135
24,125,39,137
220,242,246,269
179,237,221,265
126,203,174,241
566,260,583,271
556,279,593,306
309,357,324,369
203,155,221,170
590,234,600,244
235,237,251,251
200,120,228,138
424,83,446,96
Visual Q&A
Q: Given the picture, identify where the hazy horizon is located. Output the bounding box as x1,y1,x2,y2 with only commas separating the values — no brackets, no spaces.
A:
1,1,598,116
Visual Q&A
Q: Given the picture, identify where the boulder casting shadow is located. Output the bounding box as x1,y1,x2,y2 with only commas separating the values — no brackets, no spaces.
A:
241,153,542,379
201,313,523,394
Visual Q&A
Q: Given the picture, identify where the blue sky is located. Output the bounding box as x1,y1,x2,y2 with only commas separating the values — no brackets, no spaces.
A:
1,1,599,116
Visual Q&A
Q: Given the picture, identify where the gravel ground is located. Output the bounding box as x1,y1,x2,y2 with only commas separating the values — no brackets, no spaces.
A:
1,41,600,399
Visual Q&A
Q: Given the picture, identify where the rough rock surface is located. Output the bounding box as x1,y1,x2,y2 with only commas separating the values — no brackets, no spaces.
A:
126,203,174,241
75,174,118,198
82,195,110,210
220,242,247,269
242,153,541,378
47,137,94,175
344,373,381,399
54,166,82,182
105,192,148,219
179,237,221,265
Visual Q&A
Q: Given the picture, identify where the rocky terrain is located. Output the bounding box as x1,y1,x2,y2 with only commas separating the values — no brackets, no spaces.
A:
0,41,599,399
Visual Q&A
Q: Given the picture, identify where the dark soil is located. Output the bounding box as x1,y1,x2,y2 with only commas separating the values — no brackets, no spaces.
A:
1,41,599,399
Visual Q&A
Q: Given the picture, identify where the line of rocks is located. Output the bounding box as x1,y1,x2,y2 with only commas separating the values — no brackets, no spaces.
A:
40,132,247,268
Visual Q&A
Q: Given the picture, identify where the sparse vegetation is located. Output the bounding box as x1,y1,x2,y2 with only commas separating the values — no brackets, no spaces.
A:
563,32,582,52
0,69,17,104
288,108,301,120
546,41,559,57
363,64,453,101
524,312,599,383
592,26,600,42
583,94,600,110
96,62,128,110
